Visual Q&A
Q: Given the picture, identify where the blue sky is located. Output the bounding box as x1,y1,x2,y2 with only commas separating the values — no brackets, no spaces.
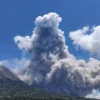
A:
1,0,100,98
1,0,100,61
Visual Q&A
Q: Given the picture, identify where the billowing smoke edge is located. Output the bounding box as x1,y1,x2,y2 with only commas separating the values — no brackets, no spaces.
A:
14,12,100,97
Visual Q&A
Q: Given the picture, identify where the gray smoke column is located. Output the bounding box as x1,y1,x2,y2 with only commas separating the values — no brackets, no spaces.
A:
14,12,100,97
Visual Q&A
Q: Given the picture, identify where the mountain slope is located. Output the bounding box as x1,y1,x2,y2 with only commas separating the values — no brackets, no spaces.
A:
0,66,98,100
0,65,19,81
0,65,50,97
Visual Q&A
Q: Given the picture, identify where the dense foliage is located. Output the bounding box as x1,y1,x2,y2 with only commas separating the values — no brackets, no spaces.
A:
0,79,50,97
0,79,98,100
0,96,97,100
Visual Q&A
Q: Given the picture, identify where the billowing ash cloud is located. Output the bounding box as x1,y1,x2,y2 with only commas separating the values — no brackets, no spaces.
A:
14,13,100,97
69,26,100,55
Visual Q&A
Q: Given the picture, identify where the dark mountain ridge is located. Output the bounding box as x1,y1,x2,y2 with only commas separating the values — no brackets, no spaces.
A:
0,65,98,100
0,65,50,97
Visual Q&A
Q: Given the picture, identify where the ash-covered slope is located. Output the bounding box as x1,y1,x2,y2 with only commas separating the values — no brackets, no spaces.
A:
0,65,19,81
0,65,50,97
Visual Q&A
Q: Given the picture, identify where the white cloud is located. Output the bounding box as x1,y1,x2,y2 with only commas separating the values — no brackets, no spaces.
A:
86,89,96,98
95,93,100,99
0,60,9,66
86,89,100,99
69,26,100,55
14,36,32,51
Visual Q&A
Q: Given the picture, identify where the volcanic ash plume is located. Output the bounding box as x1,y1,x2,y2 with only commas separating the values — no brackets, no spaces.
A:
14,12,100,97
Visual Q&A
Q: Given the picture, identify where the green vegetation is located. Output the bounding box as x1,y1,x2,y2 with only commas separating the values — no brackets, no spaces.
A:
0,79,50,97
0,79,98,100
0,96,97,100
